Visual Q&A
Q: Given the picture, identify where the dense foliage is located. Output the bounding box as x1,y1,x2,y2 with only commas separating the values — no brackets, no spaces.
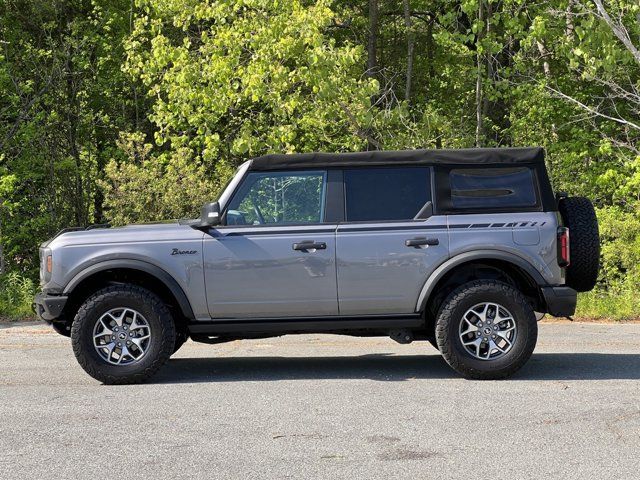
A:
1,0,639,319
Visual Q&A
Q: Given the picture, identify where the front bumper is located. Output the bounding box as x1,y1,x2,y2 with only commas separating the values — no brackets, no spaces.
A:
541,286,577,317
32,292,68,322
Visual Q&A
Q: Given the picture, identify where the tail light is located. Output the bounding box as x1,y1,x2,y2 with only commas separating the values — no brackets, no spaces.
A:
557,227,570,267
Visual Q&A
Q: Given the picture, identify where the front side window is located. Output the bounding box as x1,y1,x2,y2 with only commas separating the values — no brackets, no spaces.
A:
449,167,537,209
344,167,431,222
226,171,326,225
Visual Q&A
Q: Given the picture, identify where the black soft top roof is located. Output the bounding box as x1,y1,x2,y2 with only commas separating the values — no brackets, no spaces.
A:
248,147,544,171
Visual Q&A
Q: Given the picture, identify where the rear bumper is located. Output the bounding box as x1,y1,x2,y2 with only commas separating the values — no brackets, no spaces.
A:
541,286,577,317
32,292,68,322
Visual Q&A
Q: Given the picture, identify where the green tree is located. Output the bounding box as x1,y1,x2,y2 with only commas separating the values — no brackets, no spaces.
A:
1,0,639,319
0,0,140,275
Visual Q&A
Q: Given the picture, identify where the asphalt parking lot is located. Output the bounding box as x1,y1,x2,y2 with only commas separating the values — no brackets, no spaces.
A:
1,321,639,480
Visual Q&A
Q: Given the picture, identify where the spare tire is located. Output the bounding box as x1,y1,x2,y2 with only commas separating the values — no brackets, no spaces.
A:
558,197,600,292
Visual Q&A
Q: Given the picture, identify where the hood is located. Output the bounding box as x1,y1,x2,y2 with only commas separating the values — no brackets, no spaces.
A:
44,221,204,249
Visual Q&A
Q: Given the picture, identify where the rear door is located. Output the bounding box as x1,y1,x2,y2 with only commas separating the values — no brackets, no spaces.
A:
336,167,449,315
203,170,339,318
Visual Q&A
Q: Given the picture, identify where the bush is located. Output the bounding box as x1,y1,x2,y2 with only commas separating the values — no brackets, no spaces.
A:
100,133,222,226
575,205,640,320
0,272,37,320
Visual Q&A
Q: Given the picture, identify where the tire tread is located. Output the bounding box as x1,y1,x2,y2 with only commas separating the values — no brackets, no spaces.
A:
435,280,537,380
558,197,600,292
71,284,175,385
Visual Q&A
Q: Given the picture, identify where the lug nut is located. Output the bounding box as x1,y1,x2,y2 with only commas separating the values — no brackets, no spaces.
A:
492,334,496,339
126,341,131,345
111,336,115,340
117,342,122,347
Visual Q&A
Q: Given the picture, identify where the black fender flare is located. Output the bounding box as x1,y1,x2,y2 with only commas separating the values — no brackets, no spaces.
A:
415,250,548,312
63,259,195,319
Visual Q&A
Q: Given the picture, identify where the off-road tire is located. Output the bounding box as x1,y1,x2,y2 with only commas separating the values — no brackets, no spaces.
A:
71,285,176,384
558,196,600,292
435,280,537,380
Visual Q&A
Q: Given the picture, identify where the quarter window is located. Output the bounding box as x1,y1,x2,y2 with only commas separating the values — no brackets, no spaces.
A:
344,167,431,222
449,167,537,209
226,171,326,225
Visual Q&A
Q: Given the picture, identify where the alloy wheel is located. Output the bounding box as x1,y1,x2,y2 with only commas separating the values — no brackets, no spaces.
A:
458,302,517,361
93,308,151,365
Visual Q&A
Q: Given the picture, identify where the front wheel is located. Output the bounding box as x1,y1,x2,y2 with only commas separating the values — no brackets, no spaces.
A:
71,285,176,384
435,280,537,380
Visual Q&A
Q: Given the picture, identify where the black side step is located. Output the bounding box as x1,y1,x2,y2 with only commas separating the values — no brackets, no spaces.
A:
188,314,423,335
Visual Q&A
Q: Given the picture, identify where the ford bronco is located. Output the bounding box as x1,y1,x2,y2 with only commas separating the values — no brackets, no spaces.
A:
34,148,600,383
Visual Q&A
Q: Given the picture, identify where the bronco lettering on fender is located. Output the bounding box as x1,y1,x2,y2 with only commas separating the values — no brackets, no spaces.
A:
171,248,198,255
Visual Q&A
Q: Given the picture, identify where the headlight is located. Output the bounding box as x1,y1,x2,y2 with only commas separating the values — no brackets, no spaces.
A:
40,247,52,285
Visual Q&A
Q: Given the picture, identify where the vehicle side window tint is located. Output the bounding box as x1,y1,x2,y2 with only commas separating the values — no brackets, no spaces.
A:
227,171,326,225
344,167,431,222
449,167,537,209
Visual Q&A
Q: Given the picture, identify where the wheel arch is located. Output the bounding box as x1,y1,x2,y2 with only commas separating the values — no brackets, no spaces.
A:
62,260,195,323
417,250,546,315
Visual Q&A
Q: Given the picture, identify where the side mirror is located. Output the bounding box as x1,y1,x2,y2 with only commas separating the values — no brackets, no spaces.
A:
200,201,221,227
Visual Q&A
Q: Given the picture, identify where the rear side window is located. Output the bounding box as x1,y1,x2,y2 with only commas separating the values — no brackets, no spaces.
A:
344,167,431,221
449,167,537,209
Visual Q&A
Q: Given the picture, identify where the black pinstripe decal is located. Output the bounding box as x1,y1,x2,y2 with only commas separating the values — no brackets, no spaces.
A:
339,224,445,232
210,220,547,236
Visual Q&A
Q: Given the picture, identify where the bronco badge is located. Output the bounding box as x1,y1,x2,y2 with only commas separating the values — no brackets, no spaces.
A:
171,248,198,255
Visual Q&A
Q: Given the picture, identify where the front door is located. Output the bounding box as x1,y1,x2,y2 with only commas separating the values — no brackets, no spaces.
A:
203,170,338,318
336,167,449,315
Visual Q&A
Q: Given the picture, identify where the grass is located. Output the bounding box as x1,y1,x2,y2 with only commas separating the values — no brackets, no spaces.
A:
576,289,639,322
0,272,38,321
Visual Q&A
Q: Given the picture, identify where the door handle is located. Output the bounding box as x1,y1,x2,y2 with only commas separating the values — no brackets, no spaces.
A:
405,237,439,248
292,240,327,251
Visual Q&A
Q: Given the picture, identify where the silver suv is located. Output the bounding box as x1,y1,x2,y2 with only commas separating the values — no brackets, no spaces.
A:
34,148,600,383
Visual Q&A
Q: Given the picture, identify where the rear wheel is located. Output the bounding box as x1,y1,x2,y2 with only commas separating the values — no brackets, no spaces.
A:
435,280,537,380
71,285,176,384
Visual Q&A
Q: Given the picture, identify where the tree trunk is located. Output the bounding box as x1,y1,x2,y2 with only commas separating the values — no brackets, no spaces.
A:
64,33,85,227
426,18,435,101
93,137,105,224
403,0,415,104
536,41,551,77
0,218,4,275
475,0,485,147
565,2,575,39
367,0,379,78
